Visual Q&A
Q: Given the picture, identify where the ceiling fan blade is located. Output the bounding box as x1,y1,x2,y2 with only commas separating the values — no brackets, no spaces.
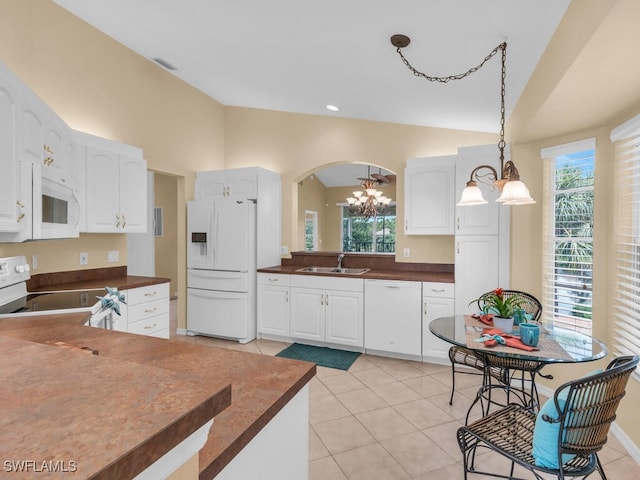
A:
370,173,389,183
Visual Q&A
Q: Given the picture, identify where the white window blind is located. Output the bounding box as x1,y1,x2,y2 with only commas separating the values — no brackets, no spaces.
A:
610,114,640,364
540,139,595,335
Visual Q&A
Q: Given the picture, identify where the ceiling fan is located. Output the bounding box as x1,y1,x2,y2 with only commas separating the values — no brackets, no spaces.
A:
357,167,396,185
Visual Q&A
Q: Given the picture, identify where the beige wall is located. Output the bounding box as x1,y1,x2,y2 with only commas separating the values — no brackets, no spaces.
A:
224,106,496,263
0,0,226,327
154,173,179,297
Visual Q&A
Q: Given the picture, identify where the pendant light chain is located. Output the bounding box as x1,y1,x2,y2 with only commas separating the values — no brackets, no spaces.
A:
498,43,507,164
394,41,506,84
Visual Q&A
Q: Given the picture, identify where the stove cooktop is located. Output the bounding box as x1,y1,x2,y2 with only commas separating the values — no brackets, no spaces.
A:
0,289,107,316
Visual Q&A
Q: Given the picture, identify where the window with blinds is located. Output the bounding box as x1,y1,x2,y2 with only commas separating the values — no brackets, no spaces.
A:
610,114,640,363
540,139,595,335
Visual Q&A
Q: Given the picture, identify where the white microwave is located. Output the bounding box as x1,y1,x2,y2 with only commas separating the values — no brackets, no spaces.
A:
32,163,80,239
0,162,81,242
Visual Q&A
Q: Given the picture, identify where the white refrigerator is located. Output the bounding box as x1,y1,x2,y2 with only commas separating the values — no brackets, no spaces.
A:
186,198,257,343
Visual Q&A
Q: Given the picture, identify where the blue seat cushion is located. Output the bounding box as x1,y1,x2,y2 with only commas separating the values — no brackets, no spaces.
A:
531,390,574,468
532,369,603,469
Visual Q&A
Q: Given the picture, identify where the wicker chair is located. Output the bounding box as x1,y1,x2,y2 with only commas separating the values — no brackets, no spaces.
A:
457,355,639,480
449,290,543,406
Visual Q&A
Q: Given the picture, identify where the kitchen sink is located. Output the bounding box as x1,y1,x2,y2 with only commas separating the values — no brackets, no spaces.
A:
296,266,369,275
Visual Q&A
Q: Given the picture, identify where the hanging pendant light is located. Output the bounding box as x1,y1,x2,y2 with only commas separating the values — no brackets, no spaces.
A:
390,36,535,207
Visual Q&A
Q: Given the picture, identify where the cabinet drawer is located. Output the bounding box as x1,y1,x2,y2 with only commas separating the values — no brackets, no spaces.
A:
257,273,290,287
128,312,169,336
126,283,169,306
422,282,454,298
128,298,169,322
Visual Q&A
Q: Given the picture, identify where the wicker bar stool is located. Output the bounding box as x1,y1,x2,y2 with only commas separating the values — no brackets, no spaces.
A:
457,355,638,480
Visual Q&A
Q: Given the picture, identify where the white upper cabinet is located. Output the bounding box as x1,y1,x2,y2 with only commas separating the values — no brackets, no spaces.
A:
404,155,456,235
0,66,21,233
20,90,74,186
81,133,147,233
195,169,258,200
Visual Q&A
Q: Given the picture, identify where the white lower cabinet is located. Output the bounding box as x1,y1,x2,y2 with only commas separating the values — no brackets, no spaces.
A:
422,282,455,364
364,279,422,358
257,273,290,338
121,283,170,339
289,275,364,348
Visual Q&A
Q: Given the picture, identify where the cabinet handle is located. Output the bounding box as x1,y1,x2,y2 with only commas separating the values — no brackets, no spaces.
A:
456,241,460,254
43,144,53,154
144,292,157,297
457,217,460,230
16,200,25,223
385,285,400,289
144,307,157,313
325,294,329,306
405,219,408,231
268,278,279,282
424,302,428,315
285,291,289,302
115,214,121,228
320,294,325,306
121,214,126,228
144,323,157,330
431,289,446,293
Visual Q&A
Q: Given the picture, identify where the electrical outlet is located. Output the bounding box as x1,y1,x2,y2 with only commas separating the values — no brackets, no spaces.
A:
32,255,38,270
107,250,119,263
403,247,410,258
79,252,88,265
280,245,289,255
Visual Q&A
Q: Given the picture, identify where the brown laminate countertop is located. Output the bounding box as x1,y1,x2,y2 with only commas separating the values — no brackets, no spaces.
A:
27,275,171,293
0,314,316,480
258,265,455,283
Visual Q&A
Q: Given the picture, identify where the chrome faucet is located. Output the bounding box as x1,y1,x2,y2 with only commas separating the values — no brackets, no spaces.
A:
337,253,345,270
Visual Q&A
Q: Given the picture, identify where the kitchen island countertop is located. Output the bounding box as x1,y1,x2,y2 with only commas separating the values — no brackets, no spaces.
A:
0,313,315,479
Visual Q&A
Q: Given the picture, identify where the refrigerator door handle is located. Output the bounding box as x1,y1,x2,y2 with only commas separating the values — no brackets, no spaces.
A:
208,207,215,263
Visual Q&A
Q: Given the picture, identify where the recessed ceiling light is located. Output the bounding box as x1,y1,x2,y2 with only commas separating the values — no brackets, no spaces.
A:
326,104,340,112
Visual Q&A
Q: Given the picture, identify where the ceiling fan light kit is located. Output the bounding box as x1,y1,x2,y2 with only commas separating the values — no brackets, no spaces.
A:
390,34,535,207
346,166,394,218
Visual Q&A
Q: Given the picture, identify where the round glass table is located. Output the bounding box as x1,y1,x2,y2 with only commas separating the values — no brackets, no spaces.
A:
429,315,608,419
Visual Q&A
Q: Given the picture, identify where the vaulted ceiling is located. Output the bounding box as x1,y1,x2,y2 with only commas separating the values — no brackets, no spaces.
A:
52,0,570,134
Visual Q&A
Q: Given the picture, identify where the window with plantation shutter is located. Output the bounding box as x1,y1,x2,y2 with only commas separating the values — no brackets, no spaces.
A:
610,114,640,369
540,139,595,335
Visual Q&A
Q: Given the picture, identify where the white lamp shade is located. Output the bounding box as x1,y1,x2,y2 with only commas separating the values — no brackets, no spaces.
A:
353,191,363,198
457,185,488,206
496,180,536,205
347,197,356,205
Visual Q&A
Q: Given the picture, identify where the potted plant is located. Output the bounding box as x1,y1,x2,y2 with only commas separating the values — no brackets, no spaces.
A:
471,288,525,333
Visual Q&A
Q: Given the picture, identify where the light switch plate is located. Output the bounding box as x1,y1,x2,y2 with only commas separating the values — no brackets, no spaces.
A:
403,247,410,258
80,252,88,265
107,250,119,263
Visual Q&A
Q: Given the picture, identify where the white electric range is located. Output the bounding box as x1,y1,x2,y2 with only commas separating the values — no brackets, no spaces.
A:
0,256,115,328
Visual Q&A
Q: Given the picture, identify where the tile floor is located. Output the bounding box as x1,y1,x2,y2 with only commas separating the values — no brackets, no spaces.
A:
170,301,640,479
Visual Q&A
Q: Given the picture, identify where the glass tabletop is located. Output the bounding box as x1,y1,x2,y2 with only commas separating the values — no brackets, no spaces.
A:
429,315,608,364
